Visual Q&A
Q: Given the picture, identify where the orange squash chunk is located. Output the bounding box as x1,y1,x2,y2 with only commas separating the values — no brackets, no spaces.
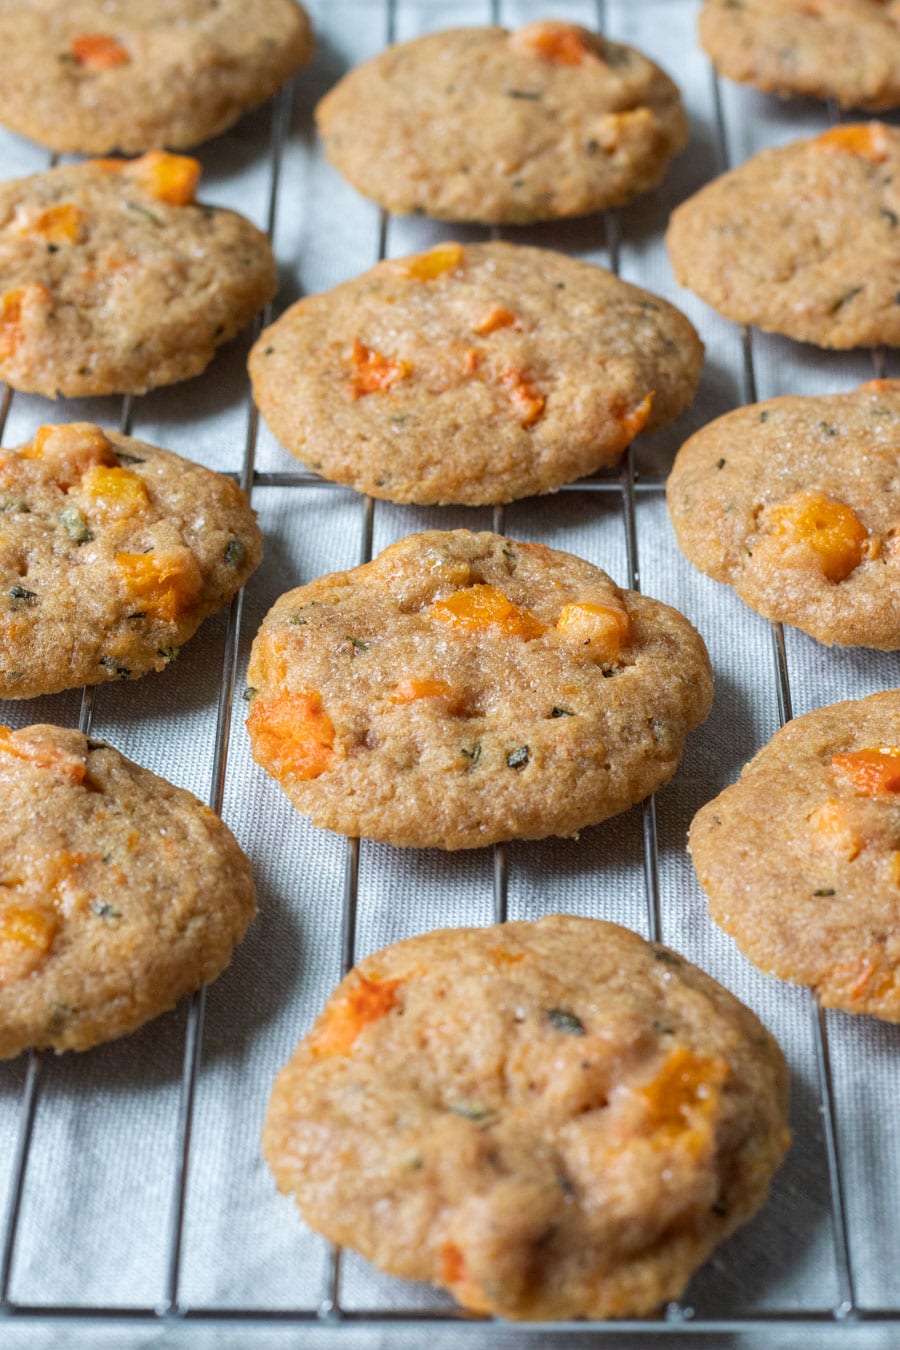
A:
765,489,868,582
0,906,59,983
431,584,546,639
816,123,891,164
24,423,116,483
123,151,201,206
499,368,545,427
310,974,402,1057
639,1047,728,1142
115,548,203,621
808,797,862,860
0,284,51,360
71,33,130,68
246,691,336,782
473,307,517,336
350,338,412,397
403,243,464,280
513,21,598,65
556,601,630,660
81,464,150,518
832,747,900,795
618,391,654,442
0,727,86,784
440,1242,467,1285
30,204,84,245
391,677,456,704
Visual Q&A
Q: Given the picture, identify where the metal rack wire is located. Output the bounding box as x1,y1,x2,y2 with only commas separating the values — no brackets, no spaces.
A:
0,0,899,1337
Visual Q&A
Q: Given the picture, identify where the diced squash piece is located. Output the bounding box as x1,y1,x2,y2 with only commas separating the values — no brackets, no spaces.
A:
832,747,900,795
350,338,412,397
0,905,58,983
310,973,402,1057
391,678,456,704
890,852,900,887
440,1243,467,1285
638,1047,728,1146
0,284,51,360
126,152,201,206
246,691,336,782
24,423,116,486
70,34,130,68
765,489,868,582
81,464,150,518
115,548,203,621
499,368,545,427
512,20,598,65
430,584,546,638
556,601,630,660
30,204,83,245
808,797,862,860
0,727,86,784
473,307,517,336
816,123,890,164
618,391,654,442
403,243,464,280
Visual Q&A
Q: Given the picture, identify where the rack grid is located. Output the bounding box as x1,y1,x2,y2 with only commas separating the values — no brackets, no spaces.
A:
0,0,898,1339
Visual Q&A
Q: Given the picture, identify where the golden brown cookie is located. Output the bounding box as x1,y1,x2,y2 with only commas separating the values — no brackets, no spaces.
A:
0,152,277,397
0,422,261,699
249,241,704,506
315,22,687,224
0,723,255,1057
264,914,790,1321
690,691,900,1021
666,124,900,349
699,0,900,111
0,0,313,154
245,530,713,850
667,380,900,648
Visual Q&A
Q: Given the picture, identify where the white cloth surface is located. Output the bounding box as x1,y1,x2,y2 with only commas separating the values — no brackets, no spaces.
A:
0,0,898,1343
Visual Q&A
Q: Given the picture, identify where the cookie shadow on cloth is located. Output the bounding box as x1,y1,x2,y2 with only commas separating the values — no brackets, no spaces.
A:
196,98,287,183
636,351,744,479
292,33,352,144
136,326,258,434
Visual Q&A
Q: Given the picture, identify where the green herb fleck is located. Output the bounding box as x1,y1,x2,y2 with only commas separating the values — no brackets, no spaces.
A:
99,656,131,678
262,345,274,355
507,746,529,770
224,539,247,568
653,947,682,967
819,421,839,437
288,614,308,625
115,451,145,465
461,743,482,769
551,706,573,718
638,300,660,312
716,458,726,469
505,89,541,100
59,505,92,544
449,1101,495,1121
556,1171,576,1198
92,901,121,920
86,739,107,751
48,1002,73,1030
813,887,836,897
157,646,179,664
241,686,257,702
125,200,163,226
47,243,60,254
652,1019,676,1034
711,1199,728,1217
9,585,37,606
830,286,863,314
545,1008,585,1035
881,208,899,227
126,610,147,620
603,44,633,66
759,410,770,423
346,636,369,651
585,138,599,155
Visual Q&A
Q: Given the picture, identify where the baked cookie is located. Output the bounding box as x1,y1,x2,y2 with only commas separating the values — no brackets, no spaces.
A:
245,531,713,849
0,723,255,1057
0,422,261,699
0,152,277,397
249,242,704,506
666,123,900,349
264,914,790,1321
699,0,900,112
0,0,313,154
315,22,687,224
667,380,900,648
690,691,900,1021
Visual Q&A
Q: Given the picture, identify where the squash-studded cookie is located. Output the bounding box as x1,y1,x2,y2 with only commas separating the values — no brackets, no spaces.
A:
0,0,313,154
668,380,900,648
0,152,277,397
700,0,900,112
0,422,261,698
264,915,790,1320
0,724,255,1057
691,692,900,1021
666,123,900,349
316,22,687,224
250,242,703,506
245,531,713,849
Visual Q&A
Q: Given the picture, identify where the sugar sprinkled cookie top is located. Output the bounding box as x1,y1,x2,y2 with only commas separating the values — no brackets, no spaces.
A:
245,530,713,850
316,22,687,224
0,0,313,154
250,242,704,506
264,914,790,1320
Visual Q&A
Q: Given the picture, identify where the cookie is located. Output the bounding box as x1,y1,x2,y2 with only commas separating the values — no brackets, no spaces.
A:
690,691,900,1022
264,914,790,1321
0,422,261,699
0,723,255,1056
699,0,900,112
245,530,713,850
667,380,900,648
249,242,704,506
0,152,277,397
0,0,313,154
315,22,687,224
666,123,900,349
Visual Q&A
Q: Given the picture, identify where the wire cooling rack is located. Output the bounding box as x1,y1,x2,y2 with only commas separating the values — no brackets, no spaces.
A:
0,0,899,1340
